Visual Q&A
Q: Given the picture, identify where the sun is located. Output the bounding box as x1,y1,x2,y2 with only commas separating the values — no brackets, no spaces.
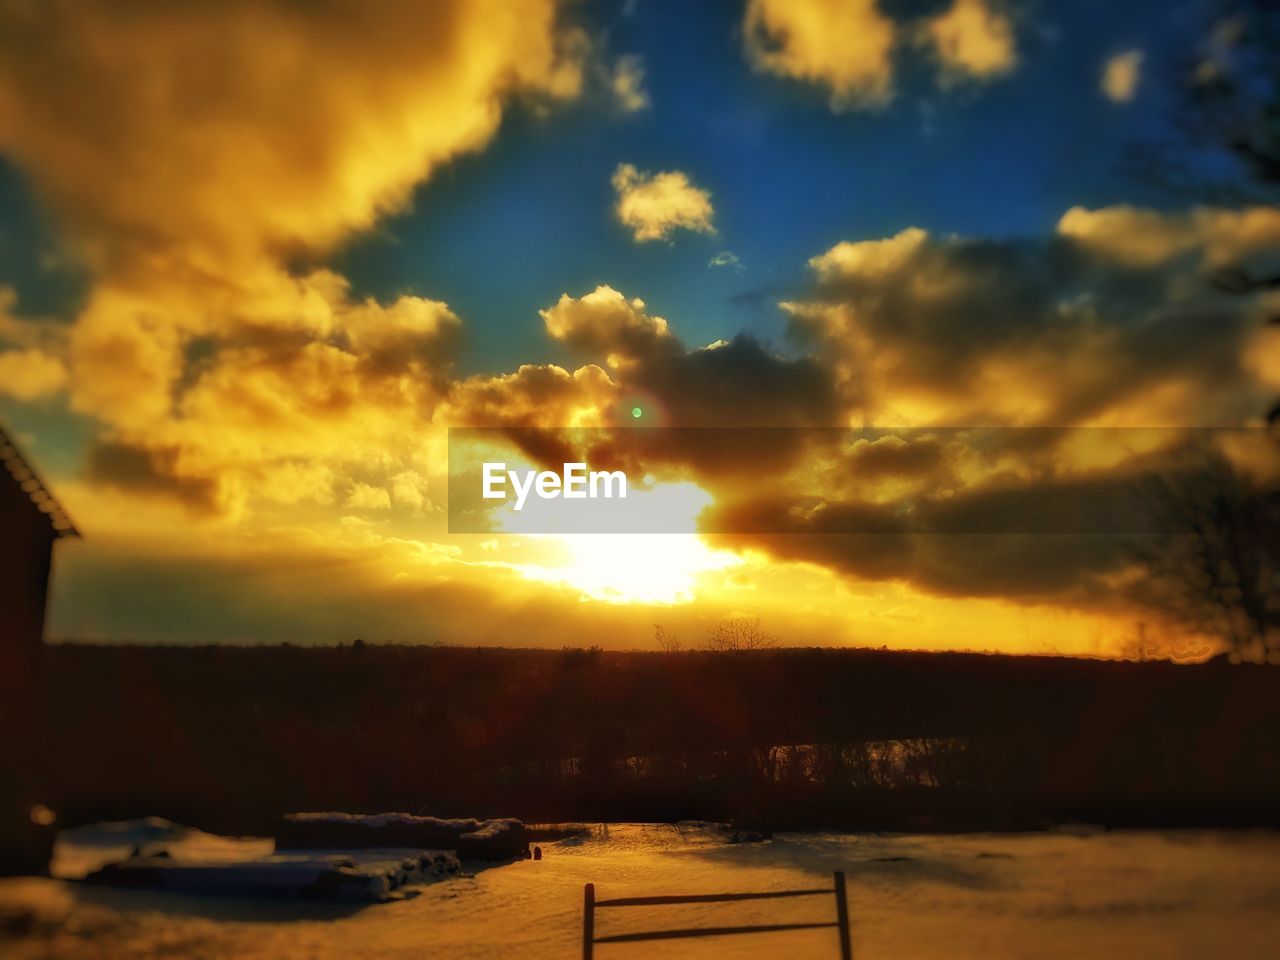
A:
531,532,740,604
495,480,741,604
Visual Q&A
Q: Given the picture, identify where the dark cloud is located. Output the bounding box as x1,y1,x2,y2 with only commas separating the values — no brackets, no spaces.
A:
700,431,1275,605
791,226,1270,426
86,439,226,515
839,433,951,482
705,507,1127,603
631,335,838,429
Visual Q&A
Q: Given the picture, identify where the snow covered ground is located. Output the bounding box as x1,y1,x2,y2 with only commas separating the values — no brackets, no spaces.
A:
3,823,1280,958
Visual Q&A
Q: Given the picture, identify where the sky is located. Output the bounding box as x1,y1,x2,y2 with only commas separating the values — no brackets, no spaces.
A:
0,0,1277,655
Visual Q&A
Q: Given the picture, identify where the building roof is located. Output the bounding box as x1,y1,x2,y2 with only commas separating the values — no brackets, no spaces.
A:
0,423,79,538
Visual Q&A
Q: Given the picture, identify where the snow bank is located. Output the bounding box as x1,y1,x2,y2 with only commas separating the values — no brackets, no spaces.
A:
83,849,459,903
277,813,527,861
59,818,463,902
53,819,273,880
456,819,524,861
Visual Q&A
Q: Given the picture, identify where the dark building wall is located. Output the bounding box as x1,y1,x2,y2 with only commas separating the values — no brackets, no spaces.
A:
1,470,55,658
0,467,58,874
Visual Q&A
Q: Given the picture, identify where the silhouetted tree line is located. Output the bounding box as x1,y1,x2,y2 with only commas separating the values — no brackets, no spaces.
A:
36,644,1280,834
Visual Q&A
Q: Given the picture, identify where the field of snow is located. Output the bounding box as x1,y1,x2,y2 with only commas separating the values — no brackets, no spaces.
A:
3,823,1280,958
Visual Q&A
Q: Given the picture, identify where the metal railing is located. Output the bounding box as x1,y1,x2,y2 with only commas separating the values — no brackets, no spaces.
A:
582,870,852,958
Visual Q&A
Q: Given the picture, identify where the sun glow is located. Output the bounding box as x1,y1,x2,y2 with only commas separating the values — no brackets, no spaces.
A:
523,532,740,604
496,480,741,604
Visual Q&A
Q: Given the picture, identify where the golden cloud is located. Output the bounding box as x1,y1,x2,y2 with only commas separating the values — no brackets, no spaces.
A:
921,0,1017,86
1100,49,1144,103
791,208,1275,428
1057,205,1280,269
1244,319,1280,392
808,227,930,283
744,0,897,109
608,55,651,113
441,363,618,429
0,287,70,401
0,0,592,523
541,285,675,362
611,163,716,243
0,348,69,401
0,0,588,279
744,0,1017,110
389,470,430,511
346,482,393,511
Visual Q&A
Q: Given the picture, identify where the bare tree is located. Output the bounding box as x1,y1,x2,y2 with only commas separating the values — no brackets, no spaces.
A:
1132,455,1280,663
1125,1,1280,423
1125,1,1279,203
653,624,682,653
705,617,778,652
1182,2,1280,197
